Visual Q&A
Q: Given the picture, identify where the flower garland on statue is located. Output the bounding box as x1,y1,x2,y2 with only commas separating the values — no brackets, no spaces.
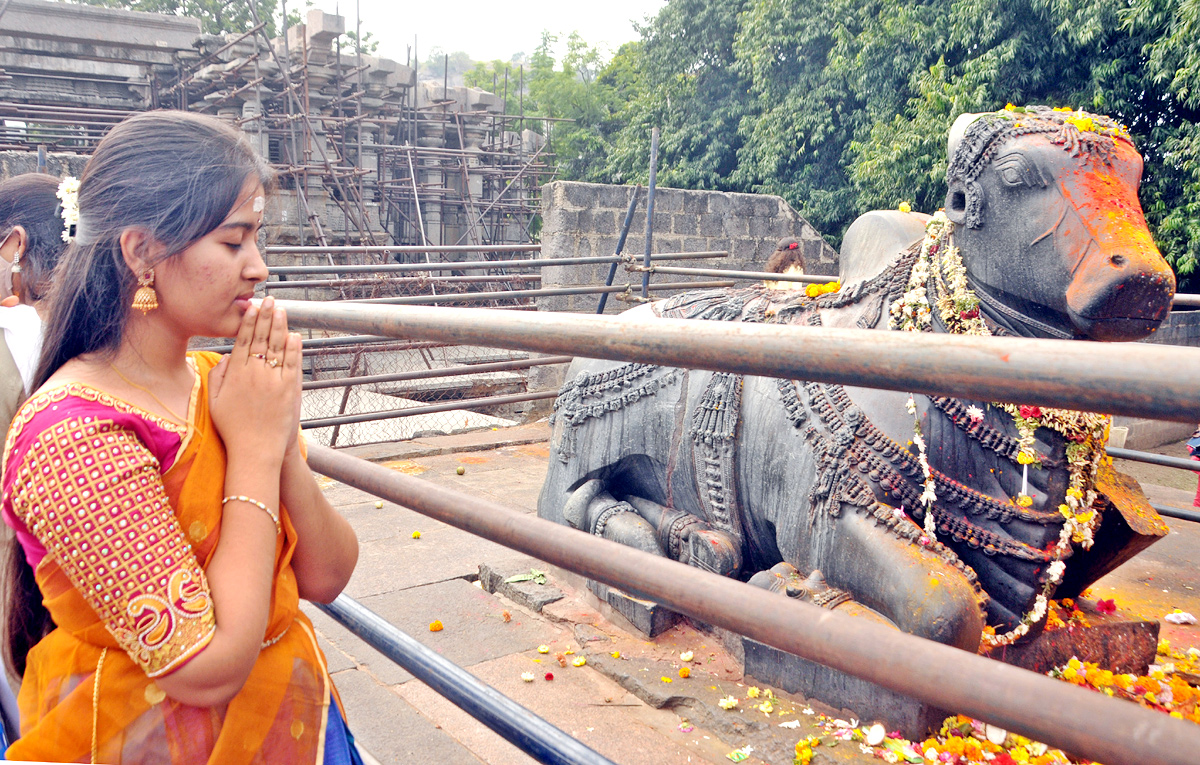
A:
56,176,80,243
889,210,1110,647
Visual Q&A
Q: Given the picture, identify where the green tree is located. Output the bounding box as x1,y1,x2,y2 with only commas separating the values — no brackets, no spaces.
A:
603,0,752,189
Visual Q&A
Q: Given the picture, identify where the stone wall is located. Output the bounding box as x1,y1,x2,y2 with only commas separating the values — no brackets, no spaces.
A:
536,181,837,314
0,152,86,181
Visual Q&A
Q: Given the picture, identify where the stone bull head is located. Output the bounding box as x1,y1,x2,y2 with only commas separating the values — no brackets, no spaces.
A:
943,107,1175,342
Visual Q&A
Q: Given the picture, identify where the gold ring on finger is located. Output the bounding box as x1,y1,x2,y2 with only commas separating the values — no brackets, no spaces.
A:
267,358,280,368
251,353,267,360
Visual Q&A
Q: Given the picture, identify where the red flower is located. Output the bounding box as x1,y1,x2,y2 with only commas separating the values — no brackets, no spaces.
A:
992,754,1017,765
1097,599,1117,615
545,672,554,681
1019,405,1043,420
960,307,979,320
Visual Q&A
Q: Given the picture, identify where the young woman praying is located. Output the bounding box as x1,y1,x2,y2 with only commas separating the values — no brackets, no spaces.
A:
0,111,360,763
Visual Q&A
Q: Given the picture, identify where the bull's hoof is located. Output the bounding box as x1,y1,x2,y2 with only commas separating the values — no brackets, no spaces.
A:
686,529,742,577
748,563,898,628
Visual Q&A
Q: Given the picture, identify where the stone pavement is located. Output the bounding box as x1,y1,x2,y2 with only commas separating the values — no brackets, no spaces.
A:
308,424,1200,765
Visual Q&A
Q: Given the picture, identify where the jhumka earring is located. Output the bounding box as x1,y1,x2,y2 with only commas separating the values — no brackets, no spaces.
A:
132,270,159,313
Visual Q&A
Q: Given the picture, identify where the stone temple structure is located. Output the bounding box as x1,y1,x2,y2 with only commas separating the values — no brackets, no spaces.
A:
0,0,549,253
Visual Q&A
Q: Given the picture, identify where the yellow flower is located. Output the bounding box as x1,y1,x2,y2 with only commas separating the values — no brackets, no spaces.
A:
1159,638,1171,655
1015,494,1034,507
805,284,821,298
661,676,673,683
537,645,550,654
611,651,621,659
1005,103,1017,111
1065,115,1095,133
1017,452,1036,465
898,201,912,213
428,620,444,632
747,686,760,698
411,530,421,539
1066,488,1083,499
572,657,587,667
679,667,691,678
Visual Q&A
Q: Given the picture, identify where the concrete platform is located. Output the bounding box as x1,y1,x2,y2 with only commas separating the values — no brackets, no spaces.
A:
311,428,1200,764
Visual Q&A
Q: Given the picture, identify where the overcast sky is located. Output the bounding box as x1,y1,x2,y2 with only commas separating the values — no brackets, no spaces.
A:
307,0,667,64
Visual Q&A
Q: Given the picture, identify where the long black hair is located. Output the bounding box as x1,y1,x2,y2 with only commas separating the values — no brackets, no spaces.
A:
5,111,274,677
0,173,64,304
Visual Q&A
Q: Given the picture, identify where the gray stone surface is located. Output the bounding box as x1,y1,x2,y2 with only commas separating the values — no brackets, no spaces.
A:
742,638,950,740
357,579,549,669
331,668,485,765
588,580,681,638
479,560,565,612
537,181,838,314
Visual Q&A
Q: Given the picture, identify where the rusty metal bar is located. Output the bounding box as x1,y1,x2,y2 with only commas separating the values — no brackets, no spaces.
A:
277,301,1200,423
266,244,539,254
268,252,728,276
344,281,736,305
631,264,837,285
301,390,556,429
597,186,641,314
264,274,542,290
642,127,660,300
305,443,1200,765
303,355,571,391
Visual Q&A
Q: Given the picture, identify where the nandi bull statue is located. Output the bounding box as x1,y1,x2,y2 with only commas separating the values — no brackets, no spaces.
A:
537,106,1175,652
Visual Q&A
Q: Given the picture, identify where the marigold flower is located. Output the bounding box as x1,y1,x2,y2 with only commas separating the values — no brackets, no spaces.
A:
747,686,760,698
428,620,444,632
679,667,691,678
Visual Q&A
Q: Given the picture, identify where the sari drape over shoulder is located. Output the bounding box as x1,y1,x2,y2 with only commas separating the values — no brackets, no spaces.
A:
2,352,337,763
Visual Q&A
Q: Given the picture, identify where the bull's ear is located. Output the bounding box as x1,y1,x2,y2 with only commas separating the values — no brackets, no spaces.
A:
945,180,968,226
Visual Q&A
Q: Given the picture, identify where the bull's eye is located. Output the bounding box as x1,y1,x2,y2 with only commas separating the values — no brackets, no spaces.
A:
994,152,1044,188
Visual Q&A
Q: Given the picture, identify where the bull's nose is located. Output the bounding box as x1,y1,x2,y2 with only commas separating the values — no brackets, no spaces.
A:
1066,248,1176,341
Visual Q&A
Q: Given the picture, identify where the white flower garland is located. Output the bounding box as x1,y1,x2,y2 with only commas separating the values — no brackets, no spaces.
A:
56,176,80,243
890,212,1111,647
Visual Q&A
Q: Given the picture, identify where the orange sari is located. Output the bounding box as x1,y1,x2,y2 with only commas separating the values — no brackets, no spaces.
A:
3,352,337,763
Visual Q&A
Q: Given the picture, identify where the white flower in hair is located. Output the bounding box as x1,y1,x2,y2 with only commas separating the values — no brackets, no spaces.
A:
56,176,80,243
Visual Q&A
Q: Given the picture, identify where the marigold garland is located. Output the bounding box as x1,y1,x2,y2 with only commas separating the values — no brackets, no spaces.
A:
890,211,1111,648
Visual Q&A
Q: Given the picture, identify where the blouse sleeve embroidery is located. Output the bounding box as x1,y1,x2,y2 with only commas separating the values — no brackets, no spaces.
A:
10,414,215,677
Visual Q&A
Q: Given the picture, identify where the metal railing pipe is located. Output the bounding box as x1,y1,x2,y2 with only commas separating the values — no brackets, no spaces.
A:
268,251,728,276
1152,503,1200,523
1170,293,1200,308
316,595,616,765
266,243,541,254
301,390,557,429
305,443,1200,765
278,301,1200,423
202,334,423,354
1108,447,1200,472
342,281,735,306
302,355,573,391
631,264,837,285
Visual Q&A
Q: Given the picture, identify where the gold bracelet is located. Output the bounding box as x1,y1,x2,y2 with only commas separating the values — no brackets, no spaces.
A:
222,495,281,534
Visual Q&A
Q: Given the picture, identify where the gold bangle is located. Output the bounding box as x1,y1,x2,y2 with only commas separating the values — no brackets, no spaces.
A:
222,494,281,534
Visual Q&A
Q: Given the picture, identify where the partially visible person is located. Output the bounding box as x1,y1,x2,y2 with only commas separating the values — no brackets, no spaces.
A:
1188,426,1200,508
1,111,359,763
764,237,805,290
0,173,65,413
0,172,69,749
